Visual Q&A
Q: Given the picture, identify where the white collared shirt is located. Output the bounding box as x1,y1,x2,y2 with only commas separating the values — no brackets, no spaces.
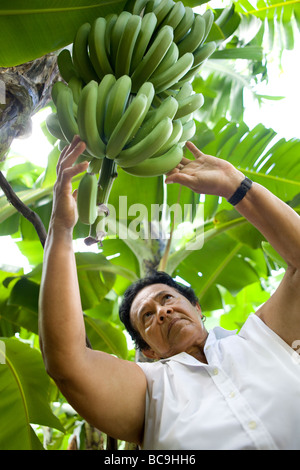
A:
137,314,300,450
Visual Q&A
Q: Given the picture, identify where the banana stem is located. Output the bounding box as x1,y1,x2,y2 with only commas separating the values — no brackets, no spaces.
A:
84,157,118,246
96,156,118,206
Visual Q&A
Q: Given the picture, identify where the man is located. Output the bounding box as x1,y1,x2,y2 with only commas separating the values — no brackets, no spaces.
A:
39,135,300,450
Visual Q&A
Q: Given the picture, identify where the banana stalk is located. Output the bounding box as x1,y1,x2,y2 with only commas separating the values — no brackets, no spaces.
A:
84,157,118,246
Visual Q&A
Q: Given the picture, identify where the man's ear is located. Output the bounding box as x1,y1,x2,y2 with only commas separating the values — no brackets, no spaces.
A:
195,301,202,315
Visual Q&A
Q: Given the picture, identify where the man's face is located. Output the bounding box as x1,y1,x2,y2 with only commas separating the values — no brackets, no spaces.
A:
130,283,208,360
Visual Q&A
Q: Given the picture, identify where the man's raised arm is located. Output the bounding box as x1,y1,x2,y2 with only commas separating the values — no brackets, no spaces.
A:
165,141,300,347
38,137,146,444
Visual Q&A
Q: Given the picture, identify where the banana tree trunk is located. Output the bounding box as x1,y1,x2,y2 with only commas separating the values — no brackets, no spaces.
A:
0,53,59,161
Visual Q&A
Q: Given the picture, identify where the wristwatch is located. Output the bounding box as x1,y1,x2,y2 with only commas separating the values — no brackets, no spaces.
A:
227,177,253,206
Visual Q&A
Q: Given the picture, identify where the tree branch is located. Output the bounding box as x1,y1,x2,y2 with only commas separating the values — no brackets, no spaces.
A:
0,171,47,247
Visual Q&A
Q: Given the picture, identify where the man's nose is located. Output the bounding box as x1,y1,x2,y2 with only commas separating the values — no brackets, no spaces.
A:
157,305,173,322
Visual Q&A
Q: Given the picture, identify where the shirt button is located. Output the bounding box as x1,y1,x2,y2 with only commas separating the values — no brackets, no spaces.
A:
248,421,257,430
213,368,219,375
229,391,235,398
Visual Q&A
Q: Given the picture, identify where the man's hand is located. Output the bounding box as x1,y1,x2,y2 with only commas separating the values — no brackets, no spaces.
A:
51,136,89,231
165,141,244,199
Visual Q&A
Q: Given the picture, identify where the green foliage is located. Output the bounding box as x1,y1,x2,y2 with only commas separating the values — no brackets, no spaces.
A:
234,0,300,50
0,0,299,450
0,338,64,449
0,0,127,66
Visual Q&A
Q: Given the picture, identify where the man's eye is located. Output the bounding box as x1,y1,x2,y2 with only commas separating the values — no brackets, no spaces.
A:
144,312,152,318
164,294,172,301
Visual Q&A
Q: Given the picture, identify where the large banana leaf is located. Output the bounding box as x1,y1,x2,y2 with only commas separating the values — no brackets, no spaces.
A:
219,280,270,330
0,0,126,67
84,315,129,358
0,268,24,337
196,118,300,200
0,337,64,450
235,0,300,50
165,118,300,298
173,233,267,311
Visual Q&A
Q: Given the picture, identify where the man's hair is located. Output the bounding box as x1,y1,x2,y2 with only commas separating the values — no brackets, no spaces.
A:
119,271,199,351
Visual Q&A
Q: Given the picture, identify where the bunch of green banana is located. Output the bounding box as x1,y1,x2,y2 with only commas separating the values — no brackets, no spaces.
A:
49,74,203,173
57,2,216,94
51,0,221,244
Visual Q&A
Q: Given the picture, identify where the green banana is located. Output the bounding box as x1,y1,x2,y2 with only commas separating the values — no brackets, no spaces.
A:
57,49,78,83
110,11,132,71
130,12,157,74
153,0,175,27
150,119,183,158
88,157,103,174
77,80,106,158
96,74,116,143
177,14,206,56
129,81,155,139
173,6,194,43
104,75,132,141
89,17,114,80
106,94,148,159
124,0,148,14
46,113,65,141
136,81,155,108
131,25,174,92
202,9,214,43
68,76,84,105
174,81,193,101
132,0,150,15
189,41,217,71
115,117,173,168
55,82,79,143
123,144,183,177
58,140,69,152
161,1,185,30
51,81,67,106
105,14,118,55
179,118,196,143
150,52,194,93
115,14,142,78
150,42,179,77
77,172,99,225
174,41,217,86
174,93,204,119
72,22,98,84
144,0,160,14
129,95,178,146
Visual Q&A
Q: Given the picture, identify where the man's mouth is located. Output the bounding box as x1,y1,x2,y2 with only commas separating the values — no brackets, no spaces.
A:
167,318,182,337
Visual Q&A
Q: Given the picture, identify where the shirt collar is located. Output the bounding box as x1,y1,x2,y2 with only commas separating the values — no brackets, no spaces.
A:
159,325,237,366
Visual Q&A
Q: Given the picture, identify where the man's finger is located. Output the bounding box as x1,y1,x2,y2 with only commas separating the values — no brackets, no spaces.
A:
165,172,194,186
186,141,205,158
180,157,194,165
61,161,89,183
60,141,87,172
72,189,78,201
57,136,81,162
